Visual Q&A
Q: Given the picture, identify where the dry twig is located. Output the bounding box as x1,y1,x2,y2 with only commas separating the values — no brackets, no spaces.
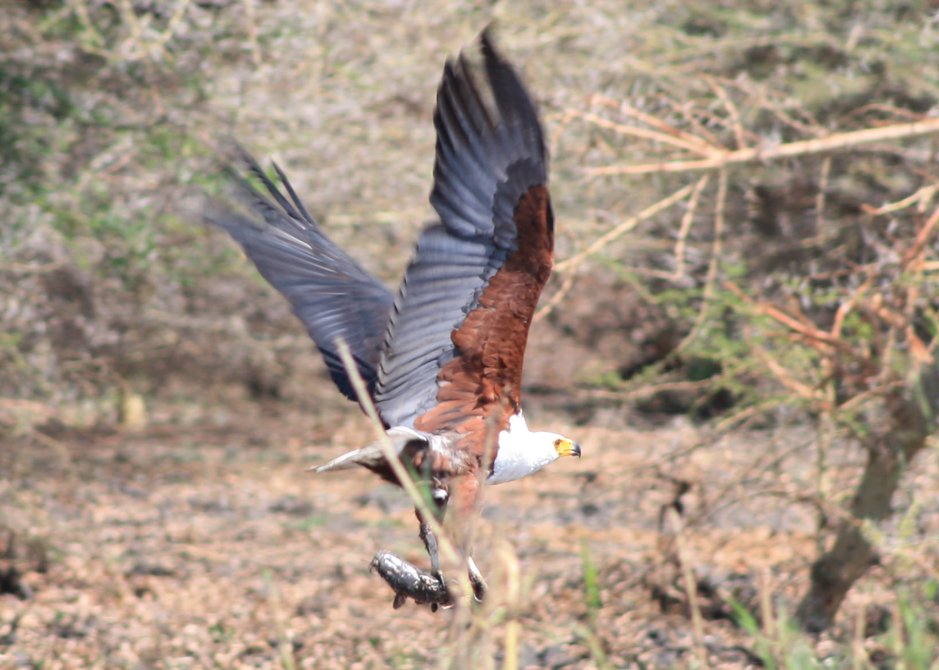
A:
860,183,938,216
670,174,710,282
585,116,939,176
725,282,865,360
677,168,726,352
704,76,746,150
667,509,709,669
589,94,716,152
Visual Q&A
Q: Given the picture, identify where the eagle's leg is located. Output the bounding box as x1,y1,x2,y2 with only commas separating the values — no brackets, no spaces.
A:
370,483,454,609
372,485,491,610
417,493,451,612
420,517,487,605
418,518,445,612
421,486,450,577
418,515,444,582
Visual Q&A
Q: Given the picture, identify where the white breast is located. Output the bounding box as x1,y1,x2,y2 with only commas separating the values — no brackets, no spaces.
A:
487,413,561,485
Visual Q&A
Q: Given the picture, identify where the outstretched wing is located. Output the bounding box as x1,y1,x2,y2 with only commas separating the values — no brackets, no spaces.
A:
374,31,553,436
205,147,395,400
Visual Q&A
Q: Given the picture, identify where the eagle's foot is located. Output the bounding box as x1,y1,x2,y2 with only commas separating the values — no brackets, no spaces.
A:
467,556,488,602
371,550,452,610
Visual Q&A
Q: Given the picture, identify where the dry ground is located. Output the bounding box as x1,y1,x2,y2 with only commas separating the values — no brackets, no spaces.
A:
2,385,937,669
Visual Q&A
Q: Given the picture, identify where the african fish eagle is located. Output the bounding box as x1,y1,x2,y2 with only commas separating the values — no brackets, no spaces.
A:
204,29,580,609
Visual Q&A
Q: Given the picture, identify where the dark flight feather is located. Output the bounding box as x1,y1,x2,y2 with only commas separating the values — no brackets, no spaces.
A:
205,146,394,400
374,31,552,434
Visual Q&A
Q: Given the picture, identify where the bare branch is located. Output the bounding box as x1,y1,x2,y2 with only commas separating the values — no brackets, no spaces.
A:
677,168,726,352
667,509,708,669
670,174,710,282
589,94,718,153
725,282,866,360
532,272,575,324
901,199,939,270
705,76,746,150
861,183,938,216
0,260,67,274
586,116,939,176
815,156,831,229
570,109,719,157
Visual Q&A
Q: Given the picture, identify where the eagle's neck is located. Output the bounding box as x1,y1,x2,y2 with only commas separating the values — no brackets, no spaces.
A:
487,413,559,485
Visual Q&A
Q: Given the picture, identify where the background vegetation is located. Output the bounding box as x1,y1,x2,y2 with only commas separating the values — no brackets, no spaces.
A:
1,0,938,668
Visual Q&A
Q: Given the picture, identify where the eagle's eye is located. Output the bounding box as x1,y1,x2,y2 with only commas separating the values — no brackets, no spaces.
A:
554,438,561,447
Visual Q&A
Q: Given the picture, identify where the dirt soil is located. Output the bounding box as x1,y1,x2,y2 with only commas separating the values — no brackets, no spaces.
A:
2,385,937,669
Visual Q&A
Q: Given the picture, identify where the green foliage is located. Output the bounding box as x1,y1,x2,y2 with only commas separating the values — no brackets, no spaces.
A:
580,539,602,617
0,1,260,400
575,541,612,670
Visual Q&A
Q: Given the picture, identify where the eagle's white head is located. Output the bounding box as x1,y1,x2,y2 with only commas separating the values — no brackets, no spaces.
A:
487,413,580,485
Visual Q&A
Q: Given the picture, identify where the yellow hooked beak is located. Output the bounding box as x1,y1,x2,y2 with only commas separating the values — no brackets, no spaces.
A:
554,438,581,458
